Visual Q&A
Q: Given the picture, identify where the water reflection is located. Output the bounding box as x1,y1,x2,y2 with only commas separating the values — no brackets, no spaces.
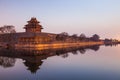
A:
23,56,43,73
79,48,86,54
89,45,100,51
105,43,119,47
0,44,117,73
0,57,16,68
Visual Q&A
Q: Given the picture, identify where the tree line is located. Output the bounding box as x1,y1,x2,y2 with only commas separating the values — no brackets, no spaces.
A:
56,32,100,42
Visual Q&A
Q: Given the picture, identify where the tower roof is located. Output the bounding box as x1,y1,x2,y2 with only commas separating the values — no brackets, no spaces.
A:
24,17,43,29
24,17,43,32
27,17,40,23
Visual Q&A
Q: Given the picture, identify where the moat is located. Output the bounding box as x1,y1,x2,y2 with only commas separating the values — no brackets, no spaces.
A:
0,44,120,80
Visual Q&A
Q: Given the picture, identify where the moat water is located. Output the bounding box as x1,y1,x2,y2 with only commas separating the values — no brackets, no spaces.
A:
0,44,120,80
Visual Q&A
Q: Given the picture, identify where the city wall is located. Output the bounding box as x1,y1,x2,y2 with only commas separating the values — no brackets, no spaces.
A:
15,41,104,50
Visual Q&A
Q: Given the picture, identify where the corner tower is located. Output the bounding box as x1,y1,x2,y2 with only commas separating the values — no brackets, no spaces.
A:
24,17,43,33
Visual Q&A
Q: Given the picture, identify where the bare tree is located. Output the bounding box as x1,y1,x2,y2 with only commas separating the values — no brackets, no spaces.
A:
79,33,86,41
90,34,100,41
71,34,78,41
56,32,69,41
0,25,16,33
71,34,78,39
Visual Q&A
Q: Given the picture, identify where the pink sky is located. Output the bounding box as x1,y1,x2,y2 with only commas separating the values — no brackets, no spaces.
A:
0,0,120,40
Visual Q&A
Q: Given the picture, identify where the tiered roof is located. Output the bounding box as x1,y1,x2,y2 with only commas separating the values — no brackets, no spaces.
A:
24,17,43,29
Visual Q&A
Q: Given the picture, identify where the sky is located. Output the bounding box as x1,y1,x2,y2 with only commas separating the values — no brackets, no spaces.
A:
0,0,120,39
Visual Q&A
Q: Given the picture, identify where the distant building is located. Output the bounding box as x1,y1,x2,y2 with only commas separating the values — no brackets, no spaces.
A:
0,17,56,47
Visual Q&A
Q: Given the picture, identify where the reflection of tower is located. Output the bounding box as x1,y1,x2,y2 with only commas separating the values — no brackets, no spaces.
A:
24,60,43,73
23,56,45,74
24,17,43,33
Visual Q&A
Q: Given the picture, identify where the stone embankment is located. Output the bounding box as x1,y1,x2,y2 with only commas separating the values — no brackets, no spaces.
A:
15,41,104,50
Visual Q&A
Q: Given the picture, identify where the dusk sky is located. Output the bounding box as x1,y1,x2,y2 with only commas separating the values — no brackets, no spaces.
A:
0,0,120,39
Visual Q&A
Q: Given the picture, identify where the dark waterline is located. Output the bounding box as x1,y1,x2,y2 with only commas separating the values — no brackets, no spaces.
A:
0,44,120,80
